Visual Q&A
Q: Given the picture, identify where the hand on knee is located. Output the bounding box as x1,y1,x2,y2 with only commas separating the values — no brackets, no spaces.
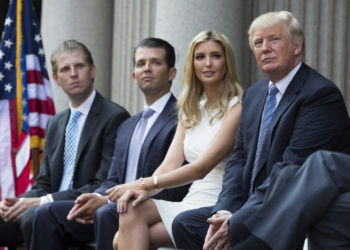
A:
118,202,143,228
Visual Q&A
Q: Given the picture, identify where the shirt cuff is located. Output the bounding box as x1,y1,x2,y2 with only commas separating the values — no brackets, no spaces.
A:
93,192,112,203
40,194,53,205
217,210,233,216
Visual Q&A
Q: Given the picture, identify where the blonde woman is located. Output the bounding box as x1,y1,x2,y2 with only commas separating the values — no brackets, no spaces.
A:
107,30,243,250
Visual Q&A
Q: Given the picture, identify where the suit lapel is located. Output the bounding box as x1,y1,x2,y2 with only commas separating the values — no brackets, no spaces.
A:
257,64,306,171
251,81,269,149
120,113,142,181
137,95,177,177
52,110,70,190
270,65,305,131
75,92,102,165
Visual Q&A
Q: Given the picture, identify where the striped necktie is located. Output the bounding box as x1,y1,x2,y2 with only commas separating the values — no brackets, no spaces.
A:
59,110,82,191
249,84,279,195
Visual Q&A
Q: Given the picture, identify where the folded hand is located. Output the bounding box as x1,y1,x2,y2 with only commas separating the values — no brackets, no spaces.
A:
67,193,108,224
203,213,232,250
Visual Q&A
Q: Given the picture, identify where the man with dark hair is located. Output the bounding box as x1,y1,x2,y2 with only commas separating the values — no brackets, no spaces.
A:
0,40,130,248
29,37,189,250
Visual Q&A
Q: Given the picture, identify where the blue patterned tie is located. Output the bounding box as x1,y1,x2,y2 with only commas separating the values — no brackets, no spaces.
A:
249,84,279,195
125,108,155,183
59,110,82,191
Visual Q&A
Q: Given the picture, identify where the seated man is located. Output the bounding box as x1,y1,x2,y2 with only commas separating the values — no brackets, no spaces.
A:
233,150,350,250
172,11,350,250
0,40,129,248
30,38,190,250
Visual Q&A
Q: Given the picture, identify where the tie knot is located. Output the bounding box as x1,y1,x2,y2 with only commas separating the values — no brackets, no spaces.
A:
269,84,279,96
70,110,82,122
142,108,155,119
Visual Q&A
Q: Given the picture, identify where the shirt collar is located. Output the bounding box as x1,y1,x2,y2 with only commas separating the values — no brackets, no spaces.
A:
269,62,302,95
143,92,171,114
69,89,96,115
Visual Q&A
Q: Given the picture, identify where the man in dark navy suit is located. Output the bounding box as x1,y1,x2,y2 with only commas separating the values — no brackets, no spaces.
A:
172,11,350,250
29,38,189,250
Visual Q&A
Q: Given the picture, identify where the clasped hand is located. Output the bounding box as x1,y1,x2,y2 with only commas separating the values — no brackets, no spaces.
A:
106,181,149,214
0,196,40,223
67,193,108,224
203,213,232,250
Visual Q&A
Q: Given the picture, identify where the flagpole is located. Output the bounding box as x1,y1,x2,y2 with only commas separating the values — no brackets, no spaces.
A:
16,0,23,139
32,148,39,178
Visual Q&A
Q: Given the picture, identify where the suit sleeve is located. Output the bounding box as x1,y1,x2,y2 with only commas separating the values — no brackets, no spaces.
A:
51,109,130,200
255,84,350,202
20,118,55,198
94,124,125,195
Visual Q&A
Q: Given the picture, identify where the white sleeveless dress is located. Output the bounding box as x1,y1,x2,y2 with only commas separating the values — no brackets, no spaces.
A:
152,96,239,244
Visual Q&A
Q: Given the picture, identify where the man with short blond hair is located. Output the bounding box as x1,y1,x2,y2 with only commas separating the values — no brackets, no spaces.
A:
0,40,129,248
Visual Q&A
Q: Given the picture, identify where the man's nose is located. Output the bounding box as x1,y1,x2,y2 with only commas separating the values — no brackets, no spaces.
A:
261,39,271,52
144,61,151,71
70,66,78,77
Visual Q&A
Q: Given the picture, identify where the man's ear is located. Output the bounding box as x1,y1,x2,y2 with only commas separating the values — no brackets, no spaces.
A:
52,73,60,86
90,64,96,79
294,41,302,57
168,67,177,82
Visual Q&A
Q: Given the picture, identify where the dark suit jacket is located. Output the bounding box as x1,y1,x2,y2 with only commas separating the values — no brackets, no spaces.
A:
213,62,350,214
21,92,130,200
95,94,190,201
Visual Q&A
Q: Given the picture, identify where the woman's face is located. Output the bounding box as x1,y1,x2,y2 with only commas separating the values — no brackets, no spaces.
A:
193,40,226,87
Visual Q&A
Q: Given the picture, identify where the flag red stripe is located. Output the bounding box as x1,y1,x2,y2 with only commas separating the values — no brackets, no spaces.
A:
28,98,55,115
26,69,43,85
29,126,45,138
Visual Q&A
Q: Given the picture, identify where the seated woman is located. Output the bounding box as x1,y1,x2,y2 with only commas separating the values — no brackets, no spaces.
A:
107,30,243,250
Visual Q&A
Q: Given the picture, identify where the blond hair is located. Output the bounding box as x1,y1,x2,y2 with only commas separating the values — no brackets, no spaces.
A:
178,30,243,129
51,40,94,75
248,11,305,58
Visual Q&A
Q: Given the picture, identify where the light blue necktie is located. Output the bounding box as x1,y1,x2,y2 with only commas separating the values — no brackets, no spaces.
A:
249,84,279,195
59,110,82,191
125,108,155,183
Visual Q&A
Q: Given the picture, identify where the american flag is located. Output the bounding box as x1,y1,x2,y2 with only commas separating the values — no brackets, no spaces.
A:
0,0,55,201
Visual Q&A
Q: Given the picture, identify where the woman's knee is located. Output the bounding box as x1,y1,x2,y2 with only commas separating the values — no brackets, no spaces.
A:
119,202,144,226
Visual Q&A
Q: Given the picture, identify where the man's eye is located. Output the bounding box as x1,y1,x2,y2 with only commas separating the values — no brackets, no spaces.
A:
60,67,69,72
271,36,280,43
254,41,262,48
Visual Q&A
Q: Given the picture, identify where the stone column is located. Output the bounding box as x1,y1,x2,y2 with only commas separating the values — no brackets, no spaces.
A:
111,0,156,115
41,0,114,112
